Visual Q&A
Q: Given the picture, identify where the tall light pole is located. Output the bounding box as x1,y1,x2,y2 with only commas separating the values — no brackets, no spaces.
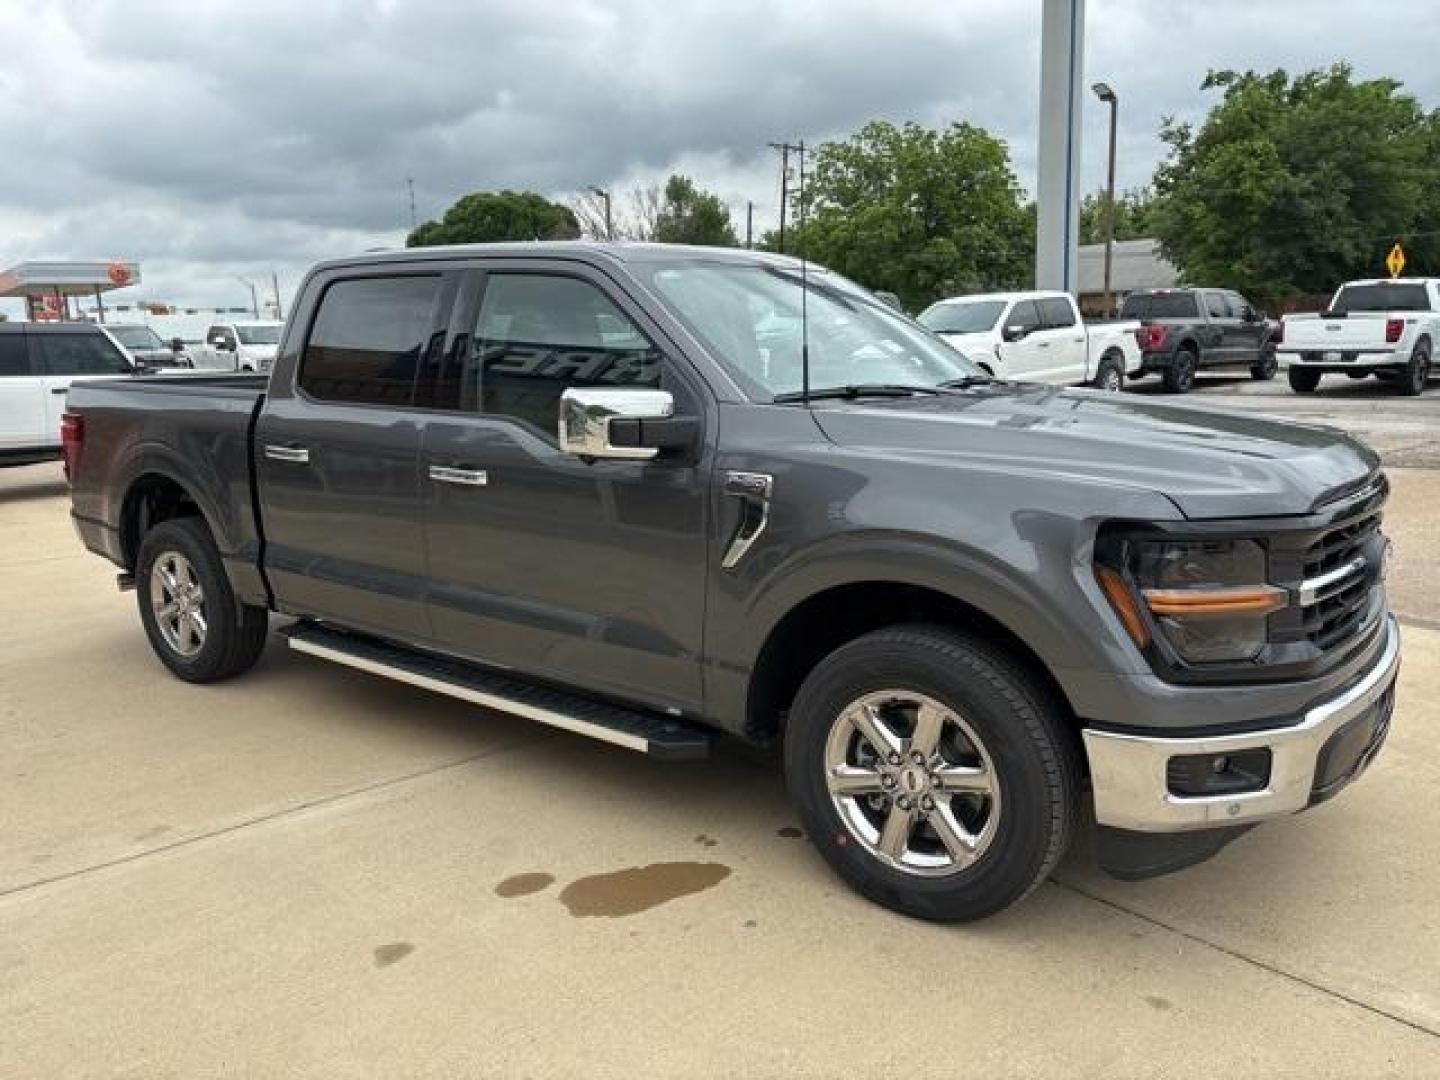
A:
589,186,612,240
234,275,259,319
1092,81,1119,315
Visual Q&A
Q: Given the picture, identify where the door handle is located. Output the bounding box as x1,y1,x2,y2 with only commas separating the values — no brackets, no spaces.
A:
264,444,310,464
429,465,488,487
50,387,70,395
1036,341,1051,348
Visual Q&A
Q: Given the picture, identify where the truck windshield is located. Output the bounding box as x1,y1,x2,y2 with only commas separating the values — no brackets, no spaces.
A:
108,326,165,350
1120,292,1199,319
1330,283,1431,314
642,261,976,400
235,325,281,345
917,300,1006,334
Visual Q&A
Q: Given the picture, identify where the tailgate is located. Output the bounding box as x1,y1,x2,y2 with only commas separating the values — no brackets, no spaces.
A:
1285,314,1389,350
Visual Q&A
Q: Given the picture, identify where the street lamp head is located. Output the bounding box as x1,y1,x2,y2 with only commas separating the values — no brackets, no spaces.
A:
1092,82,1116,103
588,186,609,199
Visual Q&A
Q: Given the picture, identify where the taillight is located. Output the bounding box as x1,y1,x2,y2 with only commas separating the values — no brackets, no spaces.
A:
1385,318,1404,344
60,411,84,481
1274,321,1284,344
1138,323,1168,351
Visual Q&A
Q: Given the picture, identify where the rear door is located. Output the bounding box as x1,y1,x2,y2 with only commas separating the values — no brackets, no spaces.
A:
255,268,455,643
417,261,710,714
0,331,46,452
1035,296,1087,382
997,300,1047,379
32,331,134,442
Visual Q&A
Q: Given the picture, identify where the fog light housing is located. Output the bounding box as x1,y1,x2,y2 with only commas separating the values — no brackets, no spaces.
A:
1166,748,1272,797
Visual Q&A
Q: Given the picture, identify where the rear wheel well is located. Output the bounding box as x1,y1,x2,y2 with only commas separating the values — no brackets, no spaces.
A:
120,474,203,571
746,582,1079,748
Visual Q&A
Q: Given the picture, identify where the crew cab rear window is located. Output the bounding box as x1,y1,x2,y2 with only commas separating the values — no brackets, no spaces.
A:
0,334,29,376
1038,297,1076,328
1119,292,1199,319
33,333,131,375
441,273,661,435
1330,283,1432,314
300,276,441,405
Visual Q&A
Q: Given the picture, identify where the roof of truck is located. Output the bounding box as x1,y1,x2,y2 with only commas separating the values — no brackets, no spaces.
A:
311,241,807,274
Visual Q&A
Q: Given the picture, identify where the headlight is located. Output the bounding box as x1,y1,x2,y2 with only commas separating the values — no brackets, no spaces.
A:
1096,538,1288,664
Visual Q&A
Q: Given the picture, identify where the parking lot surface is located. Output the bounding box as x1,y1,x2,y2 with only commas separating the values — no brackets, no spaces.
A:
4,426,1440,1075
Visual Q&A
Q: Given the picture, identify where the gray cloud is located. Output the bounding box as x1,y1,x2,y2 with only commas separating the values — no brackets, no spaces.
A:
1,0,1437,312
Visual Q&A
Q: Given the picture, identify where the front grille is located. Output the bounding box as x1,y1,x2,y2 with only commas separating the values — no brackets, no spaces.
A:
1299,513,1381,651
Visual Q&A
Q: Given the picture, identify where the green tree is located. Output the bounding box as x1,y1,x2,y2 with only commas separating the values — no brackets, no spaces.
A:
406,190,579,247
1148,65,1440,300
653,175,739,246
1079,187,1155,245
776,121,1032,311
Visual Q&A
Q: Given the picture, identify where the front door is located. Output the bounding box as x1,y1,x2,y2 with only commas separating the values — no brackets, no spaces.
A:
1035,296,1087,382
418,264,710,715
255,269,452,643
997,300,1047,379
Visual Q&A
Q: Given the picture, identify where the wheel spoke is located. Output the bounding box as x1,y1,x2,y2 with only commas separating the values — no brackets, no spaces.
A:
827,765,886,797
877,802,915,859
908,702,946,760
158,565,180,596
847,703,902,759
188,611,207,647
934,763,992,795
928,803,981,867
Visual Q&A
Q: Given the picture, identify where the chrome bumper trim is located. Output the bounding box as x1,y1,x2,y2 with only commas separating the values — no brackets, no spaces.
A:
1082,617,1400,832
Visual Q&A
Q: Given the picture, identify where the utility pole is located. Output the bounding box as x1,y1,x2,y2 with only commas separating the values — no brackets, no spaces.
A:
271,269,283,321
768,140,804,254
1092,82,1119,315
234,276,259,319
745,201,754,249
406,177,418,232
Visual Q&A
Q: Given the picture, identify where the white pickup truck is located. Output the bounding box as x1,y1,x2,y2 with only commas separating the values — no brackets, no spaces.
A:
1278,278,1438,395
917,290,1142,390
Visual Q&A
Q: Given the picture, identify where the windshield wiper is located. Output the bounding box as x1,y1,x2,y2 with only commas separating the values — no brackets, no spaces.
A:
937,374,998,389
772,383,948,403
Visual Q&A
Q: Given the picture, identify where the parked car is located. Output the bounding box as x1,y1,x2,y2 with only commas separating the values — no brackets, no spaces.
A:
1120,287,1278,393
1277,278,1439,395
193,320,283,372
104,323,193,371
918,290,1141,390
1,322,136,467
65,243,1398,922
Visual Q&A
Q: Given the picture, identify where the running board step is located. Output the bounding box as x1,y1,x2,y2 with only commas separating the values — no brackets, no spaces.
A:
281,622,712,761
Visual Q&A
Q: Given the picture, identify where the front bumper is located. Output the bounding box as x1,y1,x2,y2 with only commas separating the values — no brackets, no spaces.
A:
1082,616,1399,833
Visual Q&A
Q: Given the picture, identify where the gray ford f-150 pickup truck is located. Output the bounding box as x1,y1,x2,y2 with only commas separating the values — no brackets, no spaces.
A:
64,243,1399,922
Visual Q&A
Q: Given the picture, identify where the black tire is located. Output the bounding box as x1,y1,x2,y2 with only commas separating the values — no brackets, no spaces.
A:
136,517,269,683
1250,349,1278,381
1288,367,1321,393
1397,340,1431,396
783,624,1080,922
1161,347,1197,393
1090,354,1124,392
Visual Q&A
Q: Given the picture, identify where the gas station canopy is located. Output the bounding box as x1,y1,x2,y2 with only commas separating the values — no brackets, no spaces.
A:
0,260,142,321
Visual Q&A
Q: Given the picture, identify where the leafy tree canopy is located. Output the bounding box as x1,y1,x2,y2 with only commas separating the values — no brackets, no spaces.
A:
1079,187,1155,245
1149,65,1440,299
407,190,579,247
653,174,739,246
774,121,1033,311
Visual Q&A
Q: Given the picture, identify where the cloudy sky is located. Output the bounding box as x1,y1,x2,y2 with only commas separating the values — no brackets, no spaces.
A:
2,0,1438,317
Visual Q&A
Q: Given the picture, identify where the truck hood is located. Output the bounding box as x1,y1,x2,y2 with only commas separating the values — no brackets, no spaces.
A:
809,384,1379,519
936,329,1001,354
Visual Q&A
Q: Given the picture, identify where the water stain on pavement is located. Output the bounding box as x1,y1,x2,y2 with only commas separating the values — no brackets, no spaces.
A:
373,942,414,968
1144,995,1173,1012
558,862,731,918
494,872,556,898
777,826,804,839
693,834,718,848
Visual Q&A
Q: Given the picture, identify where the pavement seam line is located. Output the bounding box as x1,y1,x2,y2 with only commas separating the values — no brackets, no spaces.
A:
1052,878,1440,1041
0,732,550,903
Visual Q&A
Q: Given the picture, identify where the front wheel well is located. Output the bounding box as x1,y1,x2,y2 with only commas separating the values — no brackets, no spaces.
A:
746,582,1078,747
120,473,203,570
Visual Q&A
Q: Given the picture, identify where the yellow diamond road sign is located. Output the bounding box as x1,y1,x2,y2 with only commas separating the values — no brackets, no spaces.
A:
1387,243,1406,279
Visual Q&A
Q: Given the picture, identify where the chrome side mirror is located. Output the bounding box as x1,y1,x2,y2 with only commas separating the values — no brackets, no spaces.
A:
559,387,675,461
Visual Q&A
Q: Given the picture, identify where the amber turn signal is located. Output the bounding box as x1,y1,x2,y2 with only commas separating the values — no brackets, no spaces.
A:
1095,566,1150,648
1141,585,1288,618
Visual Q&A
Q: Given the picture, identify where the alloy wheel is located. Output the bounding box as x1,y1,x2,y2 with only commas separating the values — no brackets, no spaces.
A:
150,550,207,657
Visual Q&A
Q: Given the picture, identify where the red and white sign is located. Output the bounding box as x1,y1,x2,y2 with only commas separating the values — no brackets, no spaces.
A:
106,261,132,286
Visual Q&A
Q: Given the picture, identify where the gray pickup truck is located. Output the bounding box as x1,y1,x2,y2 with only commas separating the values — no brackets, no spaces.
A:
65,243,1399,922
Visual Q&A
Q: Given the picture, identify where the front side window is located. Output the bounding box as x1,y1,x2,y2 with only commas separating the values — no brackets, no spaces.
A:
1204,292,1228,319
109,326,165,351
34,333,132,376
300,276,440,405
445,274,661,434
641,260,975,399
1038,297,1077,328
1009,300,1044,333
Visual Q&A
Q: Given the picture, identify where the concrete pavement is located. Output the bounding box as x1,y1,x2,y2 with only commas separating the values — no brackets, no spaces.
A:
2,459,1438,1078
